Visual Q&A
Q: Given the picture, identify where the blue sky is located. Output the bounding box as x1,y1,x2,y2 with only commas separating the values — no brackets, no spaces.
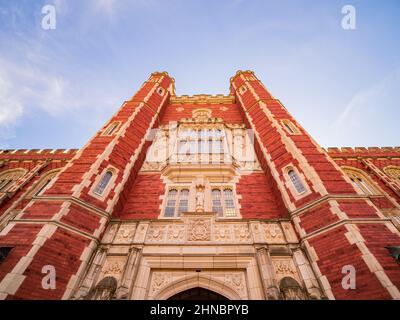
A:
0,0,399,149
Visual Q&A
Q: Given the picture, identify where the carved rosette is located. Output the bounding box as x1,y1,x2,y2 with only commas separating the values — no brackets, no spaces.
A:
188,218,211,241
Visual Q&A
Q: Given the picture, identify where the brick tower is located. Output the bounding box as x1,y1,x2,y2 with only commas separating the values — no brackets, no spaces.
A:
0,71,399,300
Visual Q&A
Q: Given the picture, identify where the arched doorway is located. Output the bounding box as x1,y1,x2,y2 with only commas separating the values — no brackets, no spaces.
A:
168,287,229,300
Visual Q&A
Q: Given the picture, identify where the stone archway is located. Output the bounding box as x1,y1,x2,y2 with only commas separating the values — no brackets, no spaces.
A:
168,287,229,300
153,274,242,300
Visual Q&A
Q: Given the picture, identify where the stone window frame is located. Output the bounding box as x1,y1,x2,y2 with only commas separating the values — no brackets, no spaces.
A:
208,183,241,219
341,166,380,196
383,166,400,183
161,186,193,219
282,165,311,200
160,182,241,219
102,121,121,137
89,166,119,201
239,85,247,95
0,168,27,192
157,87,165,96
28,168,61,197
281,120,301,135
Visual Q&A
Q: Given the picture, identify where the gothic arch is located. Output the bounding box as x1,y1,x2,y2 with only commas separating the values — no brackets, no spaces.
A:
383,166,400,181
153,274,242,300
341,166,381,195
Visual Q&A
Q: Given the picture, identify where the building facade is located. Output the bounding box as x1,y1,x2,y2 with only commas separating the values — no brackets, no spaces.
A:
0,71,399,300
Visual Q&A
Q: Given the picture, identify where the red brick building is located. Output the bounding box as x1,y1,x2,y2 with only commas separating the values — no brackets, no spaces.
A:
0,71,399,300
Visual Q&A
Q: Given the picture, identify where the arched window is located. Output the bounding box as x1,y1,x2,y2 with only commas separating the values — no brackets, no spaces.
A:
103,122,120,136
178,189,189,215
29,169,60,197
342,168,377,195
384,167,400,182
288,170,306,194
0,169,26,192
94,170,113,196
212,189,223,216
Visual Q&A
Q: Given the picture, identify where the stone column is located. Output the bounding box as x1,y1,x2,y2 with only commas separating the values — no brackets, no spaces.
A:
292,248,324,299
255,245,280,300
73,247,108,299
116,246,142,299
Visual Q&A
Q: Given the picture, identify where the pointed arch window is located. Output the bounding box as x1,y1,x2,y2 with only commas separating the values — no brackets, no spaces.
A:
384,167,400,182
29,169,60,197
288,170,306,194
342,168,377,195
94,170,113,196
0,169,26,192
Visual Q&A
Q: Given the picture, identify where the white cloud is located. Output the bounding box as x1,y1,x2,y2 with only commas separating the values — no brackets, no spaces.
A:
0,71,23,131
336,67,400,126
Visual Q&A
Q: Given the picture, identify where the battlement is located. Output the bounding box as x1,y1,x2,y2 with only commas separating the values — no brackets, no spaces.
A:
325,146,400,158
170,94,235,105
0,148,79,160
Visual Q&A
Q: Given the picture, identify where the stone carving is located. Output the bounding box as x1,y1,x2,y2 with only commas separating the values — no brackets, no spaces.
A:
263,223,285,243
114,224,136,244
167,225,185,242
195,179,205,213
188,218,211,241
102,259,124,279
273,259,298,280
234,224,251,242
147,226,166,242
214,225,232,241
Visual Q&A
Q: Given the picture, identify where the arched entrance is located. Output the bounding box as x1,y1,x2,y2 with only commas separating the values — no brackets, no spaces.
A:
168,287,229,300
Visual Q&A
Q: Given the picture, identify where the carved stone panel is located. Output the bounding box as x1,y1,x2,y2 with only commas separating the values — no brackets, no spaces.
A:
262,223,285,244
114,224,136,244
272,258,300,283
100,256,126,281
146,225,167,243
188,218,211,241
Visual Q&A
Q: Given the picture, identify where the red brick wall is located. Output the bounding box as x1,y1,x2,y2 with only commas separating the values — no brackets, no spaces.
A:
118,173,164,220
237,173,285,219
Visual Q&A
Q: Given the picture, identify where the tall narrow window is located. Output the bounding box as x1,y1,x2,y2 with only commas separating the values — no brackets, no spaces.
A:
288,170,306,194
223,189,236,217
94,171,113,196
164,189,178,217
284,123,294,134
0,247,12,264
103,122,120,136
212,189,223,216
178,189,189,215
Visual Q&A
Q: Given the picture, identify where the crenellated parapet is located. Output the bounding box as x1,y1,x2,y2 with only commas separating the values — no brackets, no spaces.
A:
326,147,400,158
